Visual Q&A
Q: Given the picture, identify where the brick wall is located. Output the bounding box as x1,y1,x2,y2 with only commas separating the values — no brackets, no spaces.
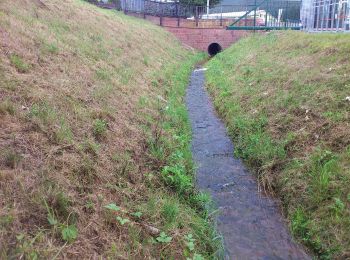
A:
126,13,248,52
165,27,247,51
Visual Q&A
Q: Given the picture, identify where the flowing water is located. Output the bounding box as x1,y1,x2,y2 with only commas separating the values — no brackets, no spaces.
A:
186,68,310,260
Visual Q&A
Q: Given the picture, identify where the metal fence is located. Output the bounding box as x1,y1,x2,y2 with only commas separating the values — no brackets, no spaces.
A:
92,0,303,30
301,0,350,31
227,0,301,30
120,0,302,30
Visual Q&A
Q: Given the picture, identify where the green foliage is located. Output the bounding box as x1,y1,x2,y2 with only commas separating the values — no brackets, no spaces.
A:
1,149,22,169
14,233,40,260
54,192,72,220
61,225,78,243
309,150,340,204
45,200,78,243
187,253,205,260
161,199,179,225
47,214,58,226
330,198,345,219
80,139,100,156
54,119,73,143
291,208,310,240
131,211,142,218
161,164,192,194
9,54,30,73
0,214,14,227
156,232,172,243
29,102,57,126
42,42,59,54
0,99,15,115
95,68,111,81
206,32,350,258
104,203,120,212
116,216,130,225
145,52,222,257
92,119,107,139
143,55,150,66
184,233,196,251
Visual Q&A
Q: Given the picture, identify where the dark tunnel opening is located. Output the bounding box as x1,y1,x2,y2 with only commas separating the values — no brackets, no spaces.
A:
208,42,222,56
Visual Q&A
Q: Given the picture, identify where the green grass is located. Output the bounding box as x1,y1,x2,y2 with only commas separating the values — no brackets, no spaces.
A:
206,31,350,258
9,54,30,73
0,99,15,115
143,52,223,258
92,118,107,139
1,149,22,169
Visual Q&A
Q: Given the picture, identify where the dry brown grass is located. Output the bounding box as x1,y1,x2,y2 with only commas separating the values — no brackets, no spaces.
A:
0,0,209,258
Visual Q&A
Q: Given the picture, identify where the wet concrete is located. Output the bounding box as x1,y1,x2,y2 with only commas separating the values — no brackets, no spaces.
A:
186,68,310,260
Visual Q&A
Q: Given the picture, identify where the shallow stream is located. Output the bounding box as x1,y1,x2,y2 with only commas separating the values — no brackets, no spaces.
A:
186,67,310,259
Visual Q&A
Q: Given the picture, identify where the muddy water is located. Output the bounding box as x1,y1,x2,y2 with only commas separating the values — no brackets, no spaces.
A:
186,68,310,260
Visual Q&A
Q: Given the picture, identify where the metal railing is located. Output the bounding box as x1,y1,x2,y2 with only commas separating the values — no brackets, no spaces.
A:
90,0,303,30
227,0,301,30
301,0,350,31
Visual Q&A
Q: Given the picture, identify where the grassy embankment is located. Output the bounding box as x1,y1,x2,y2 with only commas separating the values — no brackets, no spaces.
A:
0,0,220,258
206,32,350,258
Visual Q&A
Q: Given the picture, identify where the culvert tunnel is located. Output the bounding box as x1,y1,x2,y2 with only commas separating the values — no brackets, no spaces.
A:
208,42,222,56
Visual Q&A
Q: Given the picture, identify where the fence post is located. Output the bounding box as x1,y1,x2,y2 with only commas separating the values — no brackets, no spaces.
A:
143,0,146,19
285,1,289,28
160,3,163,26
253,0,257,32
220,5,223,26
265,1,268,27
177,2,180,27
195,6,199,27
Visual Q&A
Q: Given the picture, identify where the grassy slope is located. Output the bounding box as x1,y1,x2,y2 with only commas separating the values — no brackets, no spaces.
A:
206,32,350,258
0,0,219,258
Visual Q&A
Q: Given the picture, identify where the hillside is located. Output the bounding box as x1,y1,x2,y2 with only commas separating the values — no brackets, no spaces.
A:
0,0,218,258
206,32,350,258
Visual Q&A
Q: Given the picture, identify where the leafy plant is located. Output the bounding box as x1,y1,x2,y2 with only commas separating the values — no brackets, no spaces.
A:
156,232,172,243
45,200,78,243
2,149,22,169
47,214,58,226
330,198,345,219
61,225,78,243
45,200,58,226
29,102,57,126
54,119,73,143
131,211,142,218
10,54,30,73
184,233,196,251
104,203,120,212
43,42,59,54
0,99,15,115
291,208,310,240
162,164,192,193
162,200,179,224
186,253,205,260
309,150,339,203
116,216,130,225
93,119,107,139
